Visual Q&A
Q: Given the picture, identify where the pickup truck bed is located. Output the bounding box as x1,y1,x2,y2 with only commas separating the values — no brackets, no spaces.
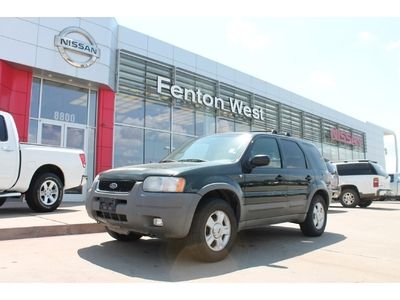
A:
0,110,87,212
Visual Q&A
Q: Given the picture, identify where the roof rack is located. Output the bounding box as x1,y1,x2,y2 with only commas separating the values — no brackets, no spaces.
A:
250,130,293,137
269,130,291,136
334,159,378,164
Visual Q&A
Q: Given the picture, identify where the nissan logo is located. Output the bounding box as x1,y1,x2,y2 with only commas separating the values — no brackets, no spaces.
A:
109,182,118,190
54,27,100,68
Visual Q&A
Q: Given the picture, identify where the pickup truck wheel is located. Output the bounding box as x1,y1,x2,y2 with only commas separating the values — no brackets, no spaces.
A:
26,173,63,212
339,188,359,208
300,194,327,237
187,198,237,262
106,227,142,241
0,198,6,207
358,200,373,208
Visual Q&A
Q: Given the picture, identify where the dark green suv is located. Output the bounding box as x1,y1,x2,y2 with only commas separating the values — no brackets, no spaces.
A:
86,132,331,262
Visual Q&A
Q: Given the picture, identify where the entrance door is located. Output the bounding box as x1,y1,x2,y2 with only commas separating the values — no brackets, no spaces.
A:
38,120,88,201
39,121,87,151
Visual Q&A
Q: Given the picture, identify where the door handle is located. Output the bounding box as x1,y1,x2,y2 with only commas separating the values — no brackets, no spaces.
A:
274,175,284,184
305,175,312,182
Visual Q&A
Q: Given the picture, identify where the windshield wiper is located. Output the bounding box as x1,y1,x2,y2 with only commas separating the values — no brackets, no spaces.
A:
160,159,176,163
178,158,207,163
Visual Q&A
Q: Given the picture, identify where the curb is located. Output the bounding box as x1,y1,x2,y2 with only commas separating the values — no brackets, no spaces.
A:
0,223,106,241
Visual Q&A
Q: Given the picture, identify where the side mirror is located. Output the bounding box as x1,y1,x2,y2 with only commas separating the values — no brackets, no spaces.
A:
250,155,270,168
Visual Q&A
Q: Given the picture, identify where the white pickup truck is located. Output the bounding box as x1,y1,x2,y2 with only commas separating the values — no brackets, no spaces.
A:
0,111,87,212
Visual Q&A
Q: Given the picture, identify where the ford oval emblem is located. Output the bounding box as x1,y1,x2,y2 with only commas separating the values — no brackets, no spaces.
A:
109,182,118,190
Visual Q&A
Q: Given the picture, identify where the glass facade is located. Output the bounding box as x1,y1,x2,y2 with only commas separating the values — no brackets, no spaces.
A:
28,77,98,187
114,50,366,167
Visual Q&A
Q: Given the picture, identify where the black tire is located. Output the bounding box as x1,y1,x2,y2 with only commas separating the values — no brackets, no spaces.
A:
339,188,360,208
300,194,327,237
26,173,64,212
106,227,142,241
186,198,237,262
358,200,373,208
0,198,6,207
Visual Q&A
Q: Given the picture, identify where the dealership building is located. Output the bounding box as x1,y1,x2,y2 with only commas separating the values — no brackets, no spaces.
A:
0,17,398,199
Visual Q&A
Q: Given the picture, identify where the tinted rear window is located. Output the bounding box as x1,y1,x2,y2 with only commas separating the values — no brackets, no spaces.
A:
0,115,8,142
372,163,388,177
280,139,307,169
303,143,327,171
336,163,376,176
325,160,336,174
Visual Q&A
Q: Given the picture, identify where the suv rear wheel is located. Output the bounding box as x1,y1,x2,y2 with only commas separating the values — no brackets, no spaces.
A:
339,188,360,208
187,198,237,262
300,194,327,236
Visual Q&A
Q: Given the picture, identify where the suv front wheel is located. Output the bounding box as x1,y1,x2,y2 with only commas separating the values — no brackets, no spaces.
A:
339,188,360,208
187,198,237,262
300,194,327,237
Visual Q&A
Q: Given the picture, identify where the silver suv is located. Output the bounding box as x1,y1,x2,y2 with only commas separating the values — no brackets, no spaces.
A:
333,160,391,208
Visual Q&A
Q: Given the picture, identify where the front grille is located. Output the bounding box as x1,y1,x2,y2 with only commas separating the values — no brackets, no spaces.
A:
96,210,127,222
98,180,135,192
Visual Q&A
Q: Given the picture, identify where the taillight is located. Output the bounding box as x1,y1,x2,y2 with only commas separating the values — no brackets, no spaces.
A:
373,177,379,188
79,153,86,168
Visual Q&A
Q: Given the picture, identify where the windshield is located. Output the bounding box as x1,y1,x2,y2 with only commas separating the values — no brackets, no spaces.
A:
162,133,252,163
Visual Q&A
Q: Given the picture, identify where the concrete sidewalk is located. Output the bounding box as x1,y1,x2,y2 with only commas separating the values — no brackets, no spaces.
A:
0,200,105,241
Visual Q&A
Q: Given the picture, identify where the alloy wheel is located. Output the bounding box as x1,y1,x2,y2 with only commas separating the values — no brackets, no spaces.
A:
39,180,59,206
204,210,231,252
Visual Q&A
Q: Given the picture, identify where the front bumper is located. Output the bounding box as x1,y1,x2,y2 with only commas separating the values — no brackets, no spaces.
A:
85,181,201,239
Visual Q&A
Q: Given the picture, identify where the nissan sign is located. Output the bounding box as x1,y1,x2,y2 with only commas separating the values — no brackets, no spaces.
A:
54,27,100,68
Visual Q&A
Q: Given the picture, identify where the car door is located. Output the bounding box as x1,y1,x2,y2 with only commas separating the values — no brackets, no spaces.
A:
242,136,289,222
279,139,311,215
0,114,19,190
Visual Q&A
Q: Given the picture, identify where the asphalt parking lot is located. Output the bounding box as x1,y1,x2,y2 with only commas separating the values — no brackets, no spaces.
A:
0,200,400,282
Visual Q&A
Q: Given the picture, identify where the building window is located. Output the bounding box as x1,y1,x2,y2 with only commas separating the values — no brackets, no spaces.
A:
144,130,170,163
217,118,234,133
145,100,171,130
40,80,88,125
113,125,143,167
115,94,144,126
173,106,195,135
195,110,215,136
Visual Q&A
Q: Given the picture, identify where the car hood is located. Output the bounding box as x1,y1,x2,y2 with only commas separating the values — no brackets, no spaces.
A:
98,161,235,181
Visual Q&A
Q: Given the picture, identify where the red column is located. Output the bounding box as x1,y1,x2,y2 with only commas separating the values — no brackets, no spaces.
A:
96,87,115,175
0,60,32,142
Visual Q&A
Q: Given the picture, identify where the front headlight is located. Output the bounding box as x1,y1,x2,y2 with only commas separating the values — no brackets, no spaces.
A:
89,174,100,192
143,176,186,193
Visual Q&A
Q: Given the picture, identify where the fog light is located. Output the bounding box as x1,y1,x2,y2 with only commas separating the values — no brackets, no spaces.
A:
153,218,164,227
